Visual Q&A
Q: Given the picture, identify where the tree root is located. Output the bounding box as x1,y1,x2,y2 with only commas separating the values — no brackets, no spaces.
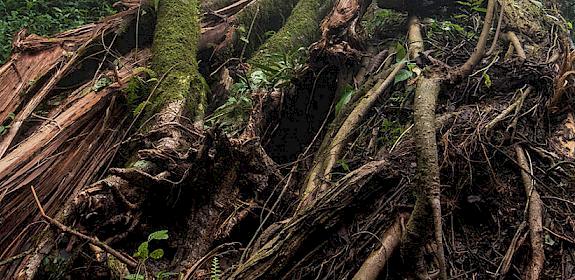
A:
352,213,409,280
503,32,527,61
406,76,447,280
515,146,545,280
300,61,405,209
30,186,138,268
484,86,531,132
495,222,527,279
229,159,397,279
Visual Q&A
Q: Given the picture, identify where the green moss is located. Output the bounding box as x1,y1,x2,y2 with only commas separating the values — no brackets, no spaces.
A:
149,0,207,120
234,0,300,57
247,0,335,68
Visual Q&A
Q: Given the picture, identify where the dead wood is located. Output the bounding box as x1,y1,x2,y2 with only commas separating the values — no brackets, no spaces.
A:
229,159,397,279
30,186,138,268
352,213,409,280
515,146,545,280
0,6,144,158
0,48,148,278
310,0,371,64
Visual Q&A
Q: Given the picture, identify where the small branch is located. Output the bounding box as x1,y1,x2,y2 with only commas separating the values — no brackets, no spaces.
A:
514,147,544,280
31,113,62,131
0,249,33,267
504,32,526,60
352,213,409,280
486,4,504,56
453,0,497,80
495,222,527,279
30,186,138,268
484,86,531,132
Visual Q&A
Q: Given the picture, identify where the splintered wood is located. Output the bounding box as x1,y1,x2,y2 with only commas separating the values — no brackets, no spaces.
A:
0,5,148,276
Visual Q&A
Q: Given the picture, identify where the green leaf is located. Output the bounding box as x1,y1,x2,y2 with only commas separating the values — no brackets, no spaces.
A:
394,69,413,84
150,249,164,260
134,241,149,259
92,76,113,92
482,72,492,88
544,233,556,246
395,42,406,63
133,101,149,116
7,112,15,120
337,159,350,172
156,272,179,280
148,230,169,241
335,84,354,116
0,126,6,136
249,70,267,89
124,274,145,280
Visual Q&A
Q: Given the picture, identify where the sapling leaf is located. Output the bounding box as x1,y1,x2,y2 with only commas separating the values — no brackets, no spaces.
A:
148,230,169,241
335,84,354,116
150,249,164,260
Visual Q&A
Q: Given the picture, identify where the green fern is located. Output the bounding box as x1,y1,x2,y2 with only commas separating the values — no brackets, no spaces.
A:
210,257,221,280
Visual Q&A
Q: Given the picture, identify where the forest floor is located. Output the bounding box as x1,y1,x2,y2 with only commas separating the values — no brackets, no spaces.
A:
0,0,575,279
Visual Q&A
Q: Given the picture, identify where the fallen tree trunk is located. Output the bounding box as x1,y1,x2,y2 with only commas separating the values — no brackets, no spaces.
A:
10,0,207,277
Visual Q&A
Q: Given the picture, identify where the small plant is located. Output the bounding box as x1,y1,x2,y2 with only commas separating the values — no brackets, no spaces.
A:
335,84,355,117
206,47,308,135
379,118,405,146
210,257,221,280
125,230,169,280
0,112,15,136
0,0,116,62
123,67,158,116
455,0,487,14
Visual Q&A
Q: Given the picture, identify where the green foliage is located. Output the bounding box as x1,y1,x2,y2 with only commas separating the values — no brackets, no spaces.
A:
123,68,158,116
207,48,307,135
426,19,475,40
0,112,15,136
335,84,354,117
337,159,350,173
210,257,221,280
126,230,169,280
0,0,116,62
92,76,113,92
379,118,405,145
40,255,67,280
455,0,487,14
249,47,308,89
205,82,253,136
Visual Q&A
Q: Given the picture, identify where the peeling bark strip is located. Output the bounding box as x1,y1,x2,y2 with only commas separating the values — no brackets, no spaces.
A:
0,6,143,158
1,50,149,279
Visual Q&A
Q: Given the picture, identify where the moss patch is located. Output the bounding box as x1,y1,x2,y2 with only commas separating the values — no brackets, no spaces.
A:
149,0,207,120
247,0,335,68
234,0,300,57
